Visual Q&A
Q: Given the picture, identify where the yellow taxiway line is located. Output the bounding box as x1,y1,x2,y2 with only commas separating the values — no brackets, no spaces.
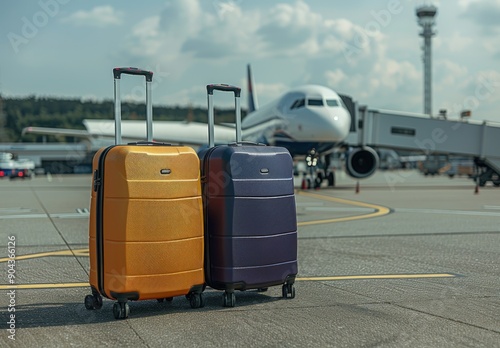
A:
0,274,458,290
297,273,457,281
0,283,89,290
296,191,391,226
0,248,89,263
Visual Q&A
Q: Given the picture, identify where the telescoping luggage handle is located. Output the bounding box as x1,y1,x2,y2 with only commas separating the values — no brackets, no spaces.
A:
206,84,241,148
113,67,154,145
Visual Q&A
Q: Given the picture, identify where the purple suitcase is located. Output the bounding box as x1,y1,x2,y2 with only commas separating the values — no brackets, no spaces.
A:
200,84,298,307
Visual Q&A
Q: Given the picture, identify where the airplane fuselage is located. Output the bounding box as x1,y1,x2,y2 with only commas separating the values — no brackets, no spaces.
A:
242,85,351,157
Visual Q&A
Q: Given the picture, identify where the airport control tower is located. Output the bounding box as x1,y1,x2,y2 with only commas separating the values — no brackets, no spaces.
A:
416,5,437,116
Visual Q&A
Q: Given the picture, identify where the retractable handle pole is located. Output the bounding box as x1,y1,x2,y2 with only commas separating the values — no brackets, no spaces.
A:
206,84,242,148
113,67,154,144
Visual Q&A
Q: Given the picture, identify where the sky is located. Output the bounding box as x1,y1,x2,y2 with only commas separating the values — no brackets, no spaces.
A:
1,0,500,122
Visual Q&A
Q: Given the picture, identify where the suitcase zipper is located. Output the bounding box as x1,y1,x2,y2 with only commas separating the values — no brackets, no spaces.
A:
93,169,101,192
200,146,218,285
95,145,116,299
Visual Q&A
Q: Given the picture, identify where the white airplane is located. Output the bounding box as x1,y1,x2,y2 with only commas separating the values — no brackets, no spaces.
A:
23,65,380,188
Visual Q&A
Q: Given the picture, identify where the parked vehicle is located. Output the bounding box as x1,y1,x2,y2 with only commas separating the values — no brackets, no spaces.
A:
0,152,35,179
446,157,475,178
418,154,451,176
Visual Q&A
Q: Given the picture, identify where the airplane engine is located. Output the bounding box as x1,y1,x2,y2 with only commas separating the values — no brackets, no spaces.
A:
345,147,379,179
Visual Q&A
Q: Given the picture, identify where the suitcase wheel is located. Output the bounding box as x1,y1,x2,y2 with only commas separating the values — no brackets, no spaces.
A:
113,301,129,320
222,291,236,308
84,293,103,310
282,283,296,299
188,293,204,309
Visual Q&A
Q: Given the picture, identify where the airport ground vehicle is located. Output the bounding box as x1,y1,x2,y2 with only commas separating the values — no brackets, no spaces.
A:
446,157,475,178
418,154,451,176
0,152,34,179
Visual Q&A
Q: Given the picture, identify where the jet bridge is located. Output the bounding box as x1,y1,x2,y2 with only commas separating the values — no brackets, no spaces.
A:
346,106,500,185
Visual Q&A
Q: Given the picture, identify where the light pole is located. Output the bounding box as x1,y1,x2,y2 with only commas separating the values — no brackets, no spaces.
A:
416,5,437,117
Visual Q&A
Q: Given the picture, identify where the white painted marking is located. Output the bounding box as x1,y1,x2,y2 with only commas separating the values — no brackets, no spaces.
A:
483,205,500,210
396,208,500,217
0,212,89,220
304,207,375,213
296,202,326,207
0,207,36,214
51,213,89,219
0,214,48,219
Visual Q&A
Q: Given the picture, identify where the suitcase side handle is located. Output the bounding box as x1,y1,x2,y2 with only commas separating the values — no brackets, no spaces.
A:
113,67,154,144
113,67,153,82
206,84,242,148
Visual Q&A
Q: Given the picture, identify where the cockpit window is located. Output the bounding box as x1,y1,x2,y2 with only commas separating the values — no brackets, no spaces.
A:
326,99,339,107
290,99,305,109
339,98,347,109
307,99,323,106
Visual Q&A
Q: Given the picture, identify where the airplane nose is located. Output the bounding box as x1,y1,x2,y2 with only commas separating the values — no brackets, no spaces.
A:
309,109,351,142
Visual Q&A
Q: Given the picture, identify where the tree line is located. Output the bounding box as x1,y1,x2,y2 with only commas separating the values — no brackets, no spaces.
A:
0,96,247,143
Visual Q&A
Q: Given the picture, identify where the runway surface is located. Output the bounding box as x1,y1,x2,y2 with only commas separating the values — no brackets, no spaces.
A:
0,170,499,347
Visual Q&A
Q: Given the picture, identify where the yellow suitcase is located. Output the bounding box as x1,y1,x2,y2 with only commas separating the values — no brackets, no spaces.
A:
84,68,204,319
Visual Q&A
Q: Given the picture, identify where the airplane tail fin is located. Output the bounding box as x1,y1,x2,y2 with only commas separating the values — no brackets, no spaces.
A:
247,64,258,113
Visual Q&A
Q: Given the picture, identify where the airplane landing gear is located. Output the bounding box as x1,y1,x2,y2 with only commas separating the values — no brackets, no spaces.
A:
300,149,336,189
324,155,335,187
304,149,320,189
327,171,335,187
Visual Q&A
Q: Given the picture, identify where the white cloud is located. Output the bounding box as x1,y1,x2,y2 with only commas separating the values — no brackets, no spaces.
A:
483,40,500,58
443,32,474,53
331,61,420,110
460,0,500,35
458,0,480,8
62,6,123,27
325,69,347,86
374,60,420,90
465,70,500,103
435,60,469,88
125,0,259,61
159,0,203,36
128,16,162,57
125,0,384,62
257,1,320,52
433,67,500,119
246,82,288,105
165,85,209,106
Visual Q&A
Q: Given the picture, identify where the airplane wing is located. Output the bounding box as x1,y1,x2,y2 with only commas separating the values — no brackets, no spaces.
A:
23,120,238,149
22,126,90,138
83,120,236,146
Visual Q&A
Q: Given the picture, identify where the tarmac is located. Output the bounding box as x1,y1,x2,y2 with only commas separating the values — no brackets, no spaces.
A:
0,169,499,347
